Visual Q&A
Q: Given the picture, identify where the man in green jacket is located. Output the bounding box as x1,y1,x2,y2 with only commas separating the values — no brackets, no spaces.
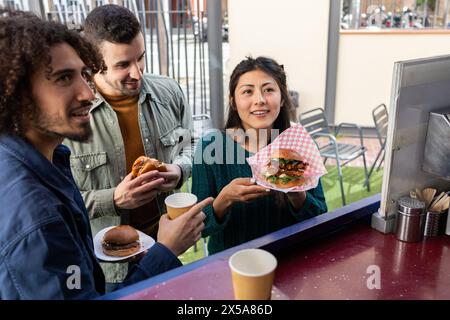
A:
64,4,195,291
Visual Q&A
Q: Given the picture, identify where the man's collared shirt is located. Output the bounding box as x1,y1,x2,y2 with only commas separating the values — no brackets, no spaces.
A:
63,73,194,283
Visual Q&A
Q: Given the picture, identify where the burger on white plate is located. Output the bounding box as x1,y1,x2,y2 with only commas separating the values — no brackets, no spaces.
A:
101,225,140,257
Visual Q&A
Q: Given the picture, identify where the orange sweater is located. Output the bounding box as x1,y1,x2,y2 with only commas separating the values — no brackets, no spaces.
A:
102,92,160,237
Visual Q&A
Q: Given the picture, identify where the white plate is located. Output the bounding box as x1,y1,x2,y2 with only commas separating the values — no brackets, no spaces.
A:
93,226,155,262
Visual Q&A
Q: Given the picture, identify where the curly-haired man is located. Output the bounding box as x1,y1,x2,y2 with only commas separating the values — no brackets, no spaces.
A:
0,9,211,299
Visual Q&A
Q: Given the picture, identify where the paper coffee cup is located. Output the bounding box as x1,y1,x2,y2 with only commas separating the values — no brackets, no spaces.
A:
164,193,197,219
228,248,277,300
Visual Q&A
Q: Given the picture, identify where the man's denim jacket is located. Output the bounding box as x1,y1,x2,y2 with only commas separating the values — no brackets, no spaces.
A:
0,135,181,299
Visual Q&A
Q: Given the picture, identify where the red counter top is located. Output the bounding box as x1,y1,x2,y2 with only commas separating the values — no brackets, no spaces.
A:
120,221,450,300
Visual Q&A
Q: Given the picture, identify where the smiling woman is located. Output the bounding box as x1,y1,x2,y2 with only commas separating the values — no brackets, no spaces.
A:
232,68,282,134
191,56,328,255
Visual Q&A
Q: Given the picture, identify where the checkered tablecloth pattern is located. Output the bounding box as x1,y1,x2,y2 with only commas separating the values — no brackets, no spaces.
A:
247,124,327,192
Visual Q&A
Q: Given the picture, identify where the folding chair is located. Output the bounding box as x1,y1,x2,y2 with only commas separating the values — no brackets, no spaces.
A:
367,103,388,180
299,108,370,206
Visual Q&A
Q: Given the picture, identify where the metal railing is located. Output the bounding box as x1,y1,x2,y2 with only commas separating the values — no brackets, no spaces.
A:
1,0,215,116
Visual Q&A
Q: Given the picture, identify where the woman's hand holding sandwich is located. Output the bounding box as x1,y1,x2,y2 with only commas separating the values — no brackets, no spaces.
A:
212,178,270,219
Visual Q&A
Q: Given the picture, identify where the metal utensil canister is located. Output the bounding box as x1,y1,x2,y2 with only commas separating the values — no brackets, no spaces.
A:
396,197,426,242
424,210,448,237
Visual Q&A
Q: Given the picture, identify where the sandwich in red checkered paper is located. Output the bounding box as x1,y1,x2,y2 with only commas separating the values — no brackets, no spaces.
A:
247,124,327,193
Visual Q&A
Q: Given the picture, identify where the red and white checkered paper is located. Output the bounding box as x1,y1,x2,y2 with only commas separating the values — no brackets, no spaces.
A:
247,124,327,193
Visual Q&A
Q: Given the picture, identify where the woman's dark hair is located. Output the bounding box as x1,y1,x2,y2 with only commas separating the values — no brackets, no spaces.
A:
225,56,292,133
0,9,104,135
83,4,141,44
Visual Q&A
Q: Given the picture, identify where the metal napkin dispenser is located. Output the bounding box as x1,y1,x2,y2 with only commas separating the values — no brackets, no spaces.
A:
423,109,450,180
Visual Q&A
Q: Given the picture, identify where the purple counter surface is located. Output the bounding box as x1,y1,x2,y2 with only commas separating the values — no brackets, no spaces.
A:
101,194,450,300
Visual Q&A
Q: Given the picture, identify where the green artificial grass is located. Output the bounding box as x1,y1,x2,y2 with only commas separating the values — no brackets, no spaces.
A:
322,165,384,212
179,237,208,265
178,165,384,264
